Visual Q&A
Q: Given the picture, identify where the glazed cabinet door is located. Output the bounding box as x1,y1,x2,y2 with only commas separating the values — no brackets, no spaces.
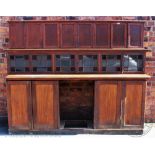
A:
32,81,59,130
94,81,122,128
123,81,145,127
7,81,32,131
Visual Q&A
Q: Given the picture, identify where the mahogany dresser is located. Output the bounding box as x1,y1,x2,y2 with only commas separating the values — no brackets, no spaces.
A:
6,20,151,134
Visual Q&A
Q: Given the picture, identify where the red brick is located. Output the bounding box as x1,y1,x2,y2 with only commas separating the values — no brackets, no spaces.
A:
122,16,137,20
147,21,155,27
149,36,155,41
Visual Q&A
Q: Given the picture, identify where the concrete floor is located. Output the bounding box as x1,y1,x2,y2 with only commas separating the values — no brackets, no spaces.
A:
0,123,155,155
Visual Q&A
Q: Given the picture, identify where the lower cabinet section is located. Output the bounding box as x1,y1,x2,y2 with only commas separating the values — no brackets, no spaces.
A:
7,81,59,131
94,81,145,129
7,80,146,133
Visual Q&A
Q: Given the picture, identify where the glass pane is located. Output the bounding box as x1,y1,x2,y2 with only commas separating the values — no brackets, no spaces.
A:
55,55,75,72
123,55,143,71
102,55,121,72
10,55,29,72
32,55,52,72
78,55,98,72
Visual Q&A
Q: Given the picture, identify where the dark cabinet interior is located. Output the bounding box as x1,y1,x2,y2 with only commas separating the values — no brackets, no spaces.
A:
59,81,94,128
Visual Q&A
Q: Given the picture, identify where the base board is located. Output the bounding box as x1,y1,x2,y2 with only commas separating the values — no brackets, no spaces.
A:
9,128,143,135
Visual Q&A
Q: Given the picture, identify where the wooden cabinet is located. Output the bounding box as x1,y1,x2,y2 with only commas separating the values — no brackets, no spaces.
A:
94,81,121,128
7,81,59,131
94,81,145,129
7,81,32,130
32,81,59,130
6,19,148,134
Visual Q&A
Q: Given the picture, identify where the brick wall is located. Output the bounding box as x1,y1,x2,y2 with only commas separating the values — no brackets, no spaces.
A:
0,16,155,122
0,16,9,117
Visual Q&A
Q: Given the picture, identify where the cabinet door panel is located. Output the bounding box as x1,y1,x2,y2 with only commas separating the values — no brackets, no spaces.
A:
44,24,58,48
111,23,127,48
95,23,110,47
9,23,25,48
7,81,31,130
78,23,93,47
128,23,143,47
124,81,144,126
26,23,43,48
33,81,59,130
61,23,76,48
94,81,121,128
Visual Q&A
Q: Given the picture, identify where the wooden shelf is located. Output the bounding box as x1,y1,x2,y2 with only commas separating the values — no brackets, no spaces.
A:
6,74,151,80
5,48,151,52
8,20,146,23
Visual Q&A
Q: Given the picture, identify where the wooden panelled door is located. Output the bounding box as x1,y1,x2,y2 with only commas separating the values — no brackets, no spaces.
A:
7,81,32,130
123,81,145,127
32,81,59,130
94,81,121,128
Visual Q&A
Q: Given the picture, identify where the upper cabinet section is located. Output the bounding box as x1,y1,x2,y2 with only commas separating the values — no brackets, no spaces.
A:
9,21,144,49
